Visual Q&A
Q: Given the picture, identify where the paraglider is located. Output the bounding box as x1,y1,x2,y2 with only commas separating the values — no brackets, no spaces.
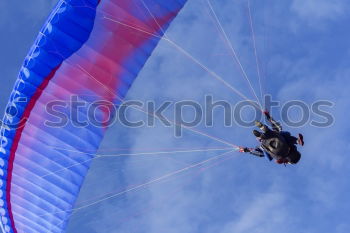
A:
240,111,304,165
0,0,306,232
0,0,188,232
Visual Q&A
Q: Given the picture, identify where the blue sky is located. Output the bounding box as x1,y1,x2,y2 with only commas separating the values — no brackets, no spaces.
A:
1,0,350,233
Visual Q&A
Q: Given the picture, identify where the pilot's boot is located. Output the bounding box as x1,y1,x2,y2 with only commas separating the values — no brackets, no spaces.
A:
255,121,268,132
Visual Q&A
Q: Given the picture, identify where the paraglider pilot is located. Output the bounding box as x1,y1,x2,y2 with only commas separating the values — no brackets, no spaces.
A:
240,111,304,165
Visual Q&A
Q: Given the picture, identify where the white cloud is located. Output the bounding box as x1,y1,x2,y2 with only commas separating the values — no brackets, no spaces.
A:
221,192,289,233
291,0,346,27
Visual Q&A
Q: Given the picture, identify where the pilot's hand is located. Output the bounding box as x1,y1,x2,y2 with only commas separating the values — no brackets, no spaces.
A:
239,147,250,153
